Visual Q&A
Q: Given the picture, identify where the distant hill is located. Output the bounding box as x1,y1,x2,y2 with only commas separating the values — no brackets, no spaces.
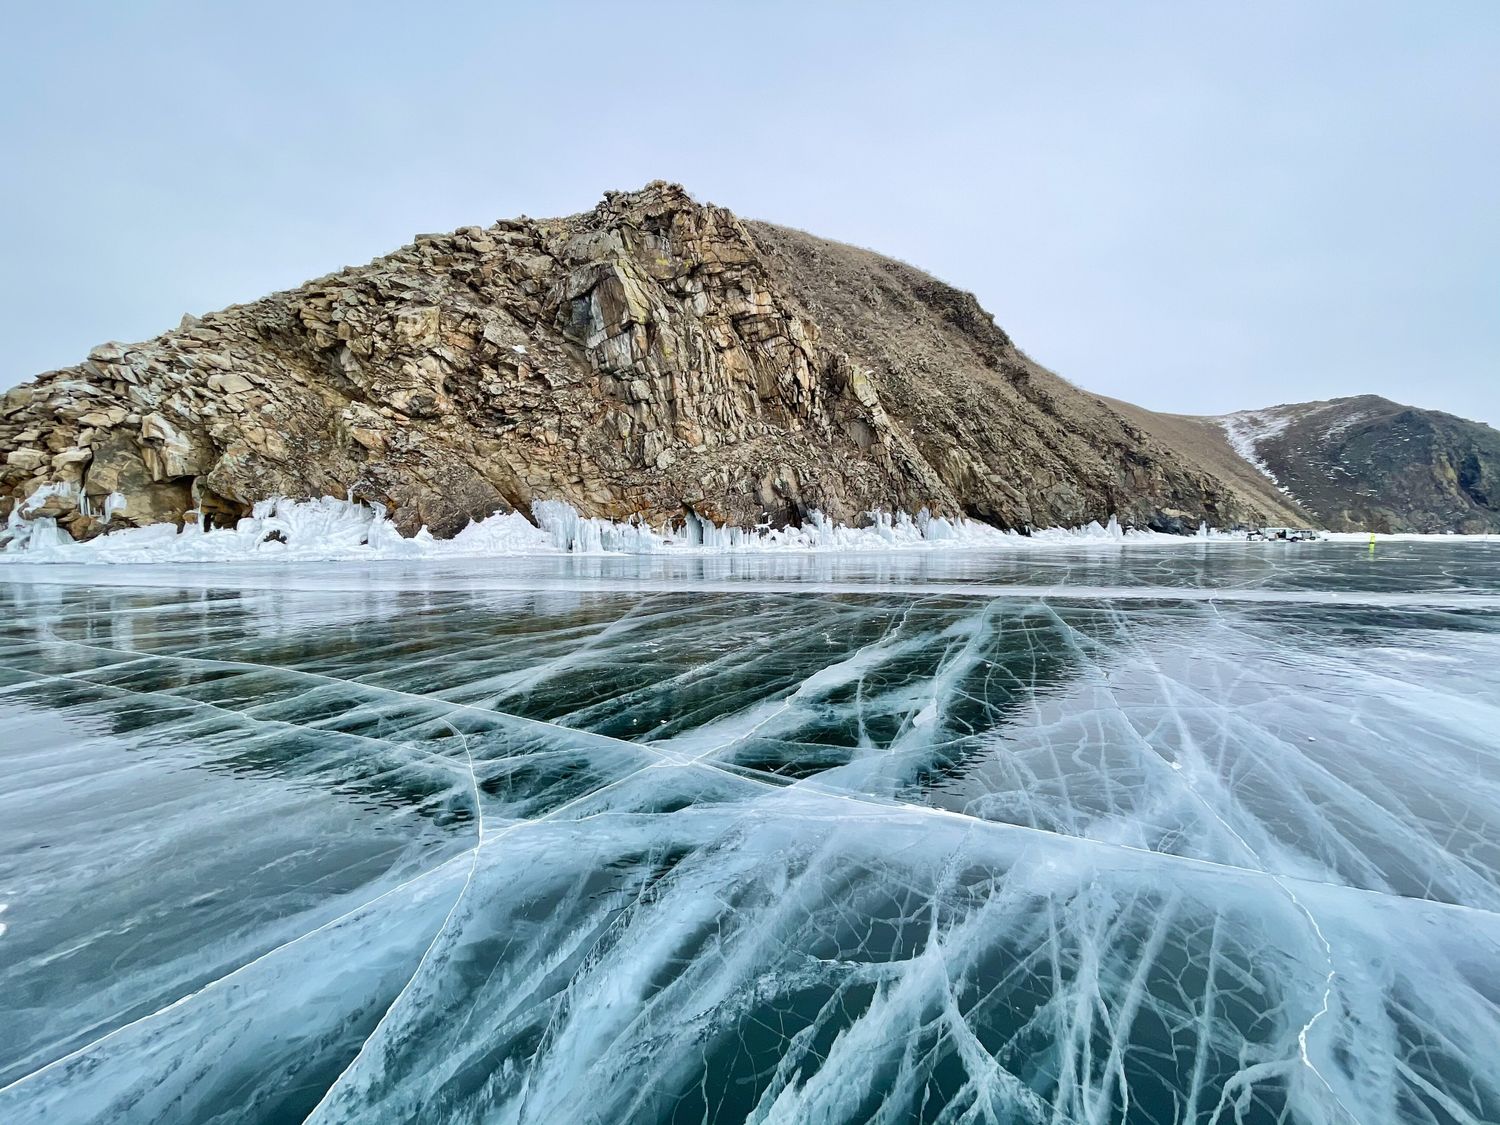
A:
1211,396,1500,532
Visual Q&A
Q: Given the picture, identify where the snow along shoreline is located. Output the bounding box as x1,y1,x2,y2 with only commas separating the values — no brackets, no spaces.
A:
1,495,1494,565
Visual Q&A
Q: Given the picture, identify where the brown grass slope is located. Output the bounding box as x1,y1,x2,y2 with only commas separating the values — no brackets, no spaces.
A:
747,222,1294,530
1099,398,1312,528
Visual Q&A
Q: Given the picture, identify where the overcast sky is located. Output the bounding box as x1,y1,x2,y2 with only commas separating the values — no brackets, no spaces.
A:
3,1,1496,423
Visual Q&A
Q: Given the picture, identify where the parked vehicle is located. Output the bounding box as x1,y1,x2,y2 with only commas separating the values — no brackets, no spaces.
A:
1248,526,1322,542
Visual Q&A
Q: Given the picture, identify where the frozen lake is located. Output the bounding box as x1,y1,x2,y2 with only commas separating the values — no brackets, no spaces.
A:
2,541,1498,1124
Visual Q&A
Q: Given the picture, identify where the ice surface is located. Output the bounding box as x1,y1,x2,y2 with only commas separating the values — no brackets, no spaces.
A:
1,542,1498,1123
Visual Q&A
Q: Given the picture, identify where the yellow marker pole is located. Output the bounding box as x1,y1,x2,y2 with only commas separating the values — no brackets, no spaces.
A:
1368,532,1376,553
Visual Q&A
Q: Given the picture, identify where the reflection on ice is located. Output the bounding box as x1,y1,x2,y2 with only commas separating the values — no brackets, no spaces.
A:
1,544,1498,1123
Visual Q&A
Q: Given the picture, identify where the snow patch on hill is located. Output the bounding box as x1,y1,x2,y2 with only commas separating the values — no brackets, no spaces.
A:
1219,409,1300,501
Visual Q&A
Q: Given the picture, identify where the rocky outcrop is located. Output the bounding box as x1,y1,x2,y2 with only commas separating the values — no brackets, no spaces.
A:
0,182,1290,541
1211,396,1500,533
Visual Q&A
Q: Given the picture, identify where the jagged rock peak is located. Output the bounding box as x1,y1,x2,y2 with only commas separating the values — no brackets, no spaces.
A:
1,182,1283,541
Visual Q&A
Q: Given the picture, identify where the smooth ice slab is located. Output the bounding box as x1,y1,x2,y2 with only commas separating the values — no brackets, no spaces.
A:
2,542,1498,1124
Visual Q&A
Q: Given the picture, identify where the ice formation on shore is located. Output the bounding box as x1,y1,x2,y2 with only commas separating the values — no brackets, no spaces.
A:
0,494,1235,564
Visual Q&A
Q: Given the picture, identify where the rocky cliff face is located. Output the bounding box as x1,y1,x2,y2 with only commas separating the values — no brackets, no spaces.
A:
1214,396,1500,533
0,182,1293,541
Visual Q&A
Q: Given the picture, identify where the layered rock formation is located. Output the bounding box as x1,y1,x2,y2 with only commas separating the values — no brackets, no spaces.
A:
0,183,1311,540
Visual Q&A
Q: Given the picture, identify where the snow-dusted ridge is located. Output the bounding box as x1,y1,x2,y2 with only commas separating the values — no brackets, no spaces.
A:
1218,408,1298,500
0,493,1256,565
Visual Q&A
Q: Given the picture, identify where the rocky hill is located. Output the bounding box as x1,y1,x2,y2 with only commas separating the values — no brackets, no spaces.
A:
6,183,1487,542
1209,396,1500,533
0,181,1291,542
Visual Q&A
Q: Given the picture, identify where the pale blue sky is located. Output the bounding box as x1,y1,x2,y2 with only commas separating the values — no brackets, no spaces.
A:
3,1,1496,422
